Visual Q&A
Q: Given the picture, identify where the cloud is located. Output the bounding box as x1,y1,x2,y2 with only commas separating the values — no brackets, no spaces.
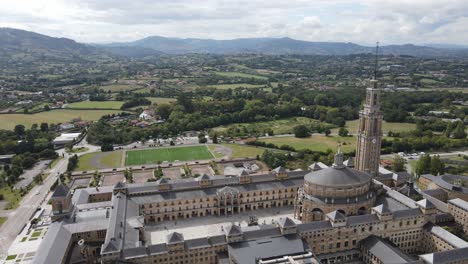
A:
0,0,466,45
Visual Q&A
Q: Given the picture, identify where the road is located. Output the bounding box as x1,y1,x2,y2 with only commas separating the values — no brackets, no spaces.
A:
0,150,69,259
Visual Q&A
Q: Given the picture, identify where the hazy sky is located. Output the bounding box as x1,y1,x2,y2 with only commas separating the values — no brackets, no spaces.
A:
0,0,467,45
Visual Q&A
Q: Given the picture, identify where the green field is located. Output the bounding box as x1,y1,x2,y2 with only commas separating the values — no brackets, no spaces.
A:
207,83,267,90
259,135,356,153
145,97,177,104
0,187,22,209
332,119,416,134
76,151,123,171
213,117,333,136
0,109,123,130
221,144,279,159
214,71,268,80
419,88,468,93
66,101,124,109
100,84,142,92
125,146,214,166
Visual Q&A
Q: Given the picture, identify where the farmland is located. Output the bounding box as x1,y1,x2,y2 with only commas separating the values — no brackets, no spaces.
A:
66,101,124,109
214,71,269,80
0,109,123,130
99,84,143,92
206,83,267,90
145,97,177,104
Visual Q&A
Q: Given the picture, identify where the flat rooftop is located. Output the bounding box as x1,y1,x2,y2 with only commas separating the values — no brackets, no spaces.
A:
146,206,297,245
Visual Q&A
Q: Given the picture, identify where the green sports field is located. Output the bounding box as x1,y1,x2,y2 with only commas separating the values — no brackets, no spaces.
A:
125,146,214,166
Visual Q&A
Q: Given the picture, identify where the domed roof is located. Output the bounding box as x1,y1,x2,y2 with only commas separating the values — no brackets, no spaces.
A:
304,166,371,187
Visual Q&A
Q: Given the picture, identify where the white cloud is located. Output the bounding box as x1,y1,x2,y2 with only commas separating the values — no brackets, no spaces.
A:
0,0,466,45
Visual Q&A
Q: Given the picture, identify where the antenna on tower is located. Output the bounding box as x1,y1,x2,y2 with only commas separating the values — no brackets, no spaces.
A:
373,41,379,80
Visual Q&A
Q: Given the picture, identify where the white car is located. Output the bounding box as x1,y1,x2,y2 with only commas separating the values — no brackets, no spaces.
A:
35,190,40,195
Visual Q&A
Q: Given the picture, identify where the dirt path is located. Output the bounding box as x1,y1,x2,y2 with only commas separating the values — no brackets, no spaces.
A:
210,144,233,159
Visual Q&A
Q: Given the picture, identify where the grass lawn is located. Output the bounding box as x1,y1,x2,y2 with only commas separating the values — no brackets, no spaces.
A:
207,83,267,90
68,147,89,154
0,109,123,130
20,237,27,242
0,187,23,209
259,135,356,153
208,145,225,158
6,255,16,260
66,101,124,109
145,97,177,104
0,217,6,226
76,151,123,171
125,146,214,166
221,144,272,159
50,156,63,169
31,231,41,237
333,119,416,134
214,71,268,80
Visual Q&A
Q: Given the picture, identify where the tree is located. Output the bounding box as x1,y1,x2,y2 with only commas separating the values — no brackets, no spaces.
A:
415,154,431,177
67,154,79,172
156,104,172,120
338,128,349,137
40,123,49,132
212,133,218,144
101,144,114,152
198,133,207,144
177,93,193,112
65,143,74,152
392,155,406,172
124,168,133,183
43,105,50,111
91,171,102,186
14,125,25,137
430,155,445,175
453,122,467,139
444,122,453,138
293,125,310,138
324,128,331,136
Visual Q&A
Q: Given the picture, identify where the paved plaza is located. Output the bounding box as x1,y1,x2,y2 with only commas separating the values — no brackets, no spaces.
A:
146,206,297,244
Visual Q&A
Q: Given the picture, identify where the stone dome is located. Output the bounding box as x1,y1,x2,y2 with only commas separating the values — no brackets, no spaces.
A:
304,166,372,187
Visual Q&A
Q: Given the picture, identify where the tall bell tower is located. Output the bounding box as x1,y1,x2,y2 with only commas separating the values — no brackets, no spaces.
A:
355,42,383,177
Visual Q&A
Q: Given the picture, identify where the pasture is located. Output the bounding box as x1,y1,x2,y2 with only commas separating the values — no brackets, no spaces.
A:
333,120,416,134
100,84,142,92
214,71,268,80
66,101,124,109
125,145,214,166
0,109,122,130
207,83,267,90
145,97,177,104
213,117,333,136
259,135,356,153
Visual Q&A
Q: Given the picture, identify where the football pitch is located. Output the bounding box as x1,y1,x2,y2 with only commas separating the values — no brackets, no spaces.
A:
125,145,214,166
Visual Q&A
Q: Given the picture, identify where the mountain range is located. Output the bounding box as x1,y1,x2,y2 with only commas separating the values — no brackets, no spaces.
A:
1,28,468,59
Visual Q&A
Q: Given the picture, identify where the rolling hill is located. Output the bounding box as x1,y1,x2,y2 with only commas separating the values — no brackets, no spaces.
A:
107,36,468,57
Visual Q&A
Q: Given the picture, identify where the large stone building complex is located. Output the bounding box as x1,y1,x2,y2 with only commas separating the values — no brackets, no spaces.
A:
31,78,468,264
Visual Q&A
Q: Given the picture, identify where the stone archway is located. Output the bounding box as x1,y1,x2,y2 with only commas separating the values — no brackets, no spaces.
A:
358,207,367,215
337,209,346,216
312,208,324,221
